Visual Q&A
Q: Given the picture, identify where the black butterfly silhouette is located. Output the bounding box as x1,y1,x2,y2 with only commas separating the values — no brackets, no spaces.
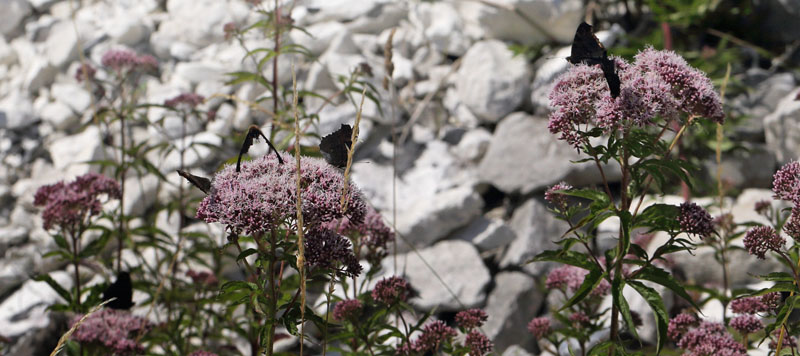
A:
236,125,284,172
103,271,134,310
566,22,620,98
319,124,353,168
177,170,212,195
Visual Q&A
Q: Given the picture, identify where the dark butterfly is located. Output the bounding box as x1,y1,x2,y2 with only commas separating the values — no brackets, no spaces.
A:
566,22,620,98
102,271,134,310
236,125,284,172
319,124,353,168
177,170,212,195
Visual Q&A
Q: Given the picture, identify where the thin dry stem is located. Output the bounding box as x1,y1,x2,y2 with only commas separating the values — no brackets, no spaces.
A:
340,87,367,211
291,63,306,356
50,299,113,356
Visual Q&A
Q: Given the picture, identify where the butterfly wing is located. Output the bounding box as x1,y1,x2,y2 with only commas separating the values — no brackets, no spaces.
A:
103,272,134,310
567,22,605,65
320,124,352,168
177,170,212,194
601,58,621,98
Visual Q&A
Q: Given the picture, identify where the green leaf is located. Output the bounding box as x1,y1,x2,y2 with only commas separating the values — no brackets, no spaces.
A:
528,250,596,270
628,280,669,355
613,278,640,341
563,188,612,211
765,295,798,343
619,211,632,258
79,233,112,259
633,203,680,231
633,265,700,310
561,268,605,310
237,248,258,261
52,234,69,250
756,272,795,282
34,274,72,304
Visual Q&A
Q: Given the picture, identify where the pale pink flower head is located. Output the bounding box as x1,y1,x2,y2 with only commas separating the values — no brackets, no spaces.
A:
527,317,551,339
101,49,138,72
676,321,746,356
196,153,366,235
730,315,764,334
34,173,121,231
465,330,493,356
411,321,456,353
371,276,411,305
544,182,572,210
668,313,698,340
70,309,150,354
323,205,393,265
773,160,800,203
455,309,488,330
730,292,780,314
595,59,679,129
633,47,724,123
333,299,363,321
165,93,205,109
545,265,609,297
548,48,724,149
743,226,785,259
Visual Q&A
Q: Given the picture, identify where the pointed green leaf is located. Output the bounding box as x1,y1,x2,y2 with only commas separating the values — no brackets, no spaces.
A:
613,278,639,341
628,280,668,355
633,265,700,310
561,268,605,310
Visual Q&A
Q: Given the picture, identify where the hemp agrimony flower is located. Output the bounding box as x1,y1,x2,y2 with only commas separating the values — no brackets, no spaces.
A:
743,226,785,259
678,202,714,238
548,48,724,149
197,153,366,235
527,317,551,339
34,172,121,231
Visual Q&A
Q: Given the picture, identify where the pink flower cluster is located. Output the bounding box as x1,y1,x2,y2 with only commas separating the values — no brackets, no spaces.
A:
545,265,610,297
34,173,121,231
455,309,488,330
371,276,410,305
527,317,551,339
772,161,800,241
743,226,785,259
304,228,362,278
101,49,158,74
464,330,493,356
75,63,96,83
196,153,366,235
773,161,800,203
729,315,764,335
333,299,363,321
678,202,714,238
407,321,456,353
548,48,723,148
70,309,149,354
186,269,218,287
667,313,698,340
165,93,205,109
674,321,746,356
545,182,572,210
729,292,780,314
323,205,394,265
